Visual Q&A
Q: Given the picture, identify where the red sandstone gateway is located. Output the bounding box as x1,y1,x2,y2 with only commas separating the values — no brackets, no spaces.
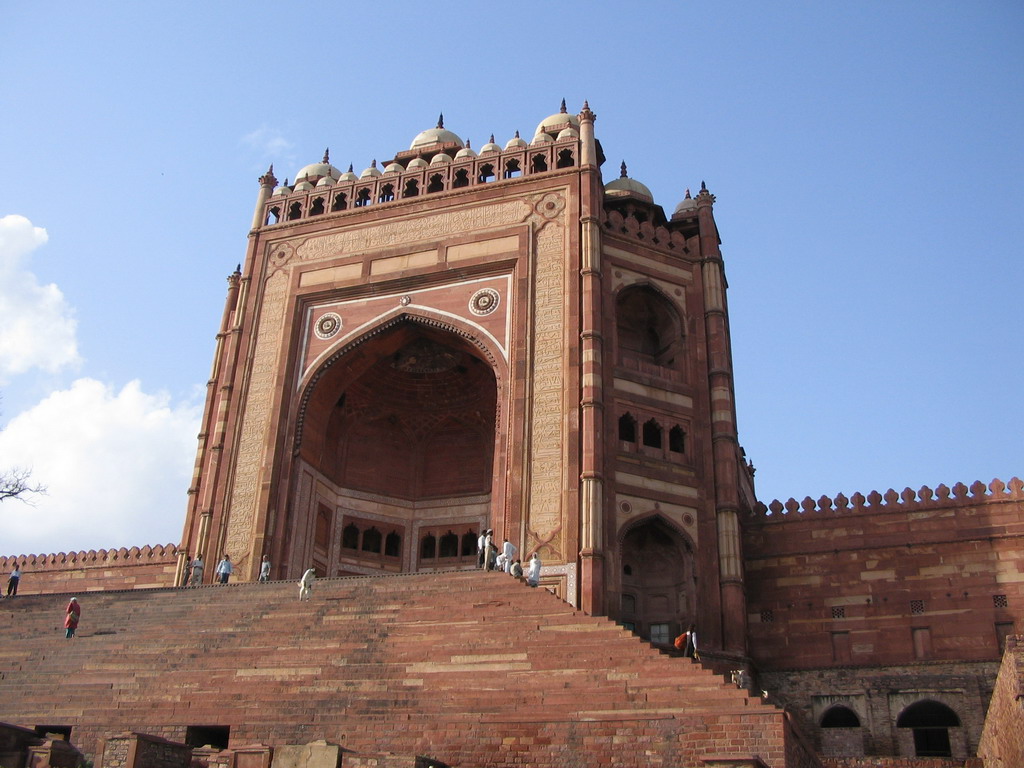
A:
0,104,1020,766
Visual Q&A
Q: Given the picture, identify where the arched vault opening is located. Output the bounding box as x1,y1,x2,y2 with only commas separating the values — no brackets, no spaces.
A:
614,515,696,645
289,319,499,576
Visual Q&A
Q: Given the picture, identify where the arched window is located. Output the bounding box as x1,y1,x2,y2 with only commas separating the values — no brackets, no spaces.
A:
403,179,419,198
669,426,685,453
354,188,372,207
452,169,470,188
384,531,401,558
478,164,495,184
439,531,459,558
618,413,637,442
265,206,280,225
309,197,325,216
378,184,395,203
503,159,521,179
643,419,662,449
420,533,436,560
342,523,359,550
461,531,477,557
427,174,444,193
362,526,382,554
821,706,861,728
332,192,348,211
531,154,547,173
616,286,684,368
897,700,960,757
556,149,574,168
287,202,302,220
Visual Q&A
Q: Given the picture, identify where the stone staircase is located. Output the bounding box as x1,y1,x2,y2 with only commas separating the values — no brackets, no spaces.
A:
0,571,819,767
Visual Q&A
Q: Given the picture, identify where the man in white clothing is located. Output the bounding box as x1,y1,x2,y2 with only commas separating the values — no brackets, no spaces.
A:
298,568,316,601
501,538,517,573
527,552,542,587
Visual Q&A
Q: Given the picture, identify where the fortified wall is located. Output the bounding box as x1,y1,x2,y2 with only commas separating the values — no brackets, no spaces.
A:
744,476,1024,759
0,544,178,595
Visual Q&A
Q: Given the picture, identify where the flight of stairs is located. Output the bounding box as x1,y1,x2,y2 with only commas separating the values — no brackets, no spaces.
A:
0,571,817,767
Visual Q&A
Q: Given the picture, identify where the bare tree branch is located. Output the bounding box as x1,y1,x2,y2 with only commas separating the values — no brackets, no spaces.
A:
0,467,46,504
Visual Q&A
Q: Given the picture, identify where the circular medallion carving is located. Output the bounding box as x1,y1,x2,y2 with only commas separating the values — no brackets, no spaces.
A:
469,288,500,316
619,501,632,514
683,513,695,526
314,312,342,340
400,295,412,306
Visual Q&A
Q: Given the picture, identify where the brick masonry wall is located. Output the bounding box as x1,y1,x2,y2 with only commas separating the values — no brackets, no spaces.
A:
1,546,179,595
977,634,1024,768
758,662,996,758
744,478,1023,758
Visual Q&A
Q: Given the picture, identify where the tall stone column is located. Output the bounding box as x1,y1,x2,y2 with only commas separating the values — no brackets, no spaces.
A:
696,183,747,654
577,102,606,614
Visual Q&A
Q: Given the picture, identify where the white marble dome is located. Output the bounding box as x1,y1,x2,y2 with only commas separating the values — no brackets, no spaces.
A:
410,114,464,150
604,162,653,202
535,100,580,136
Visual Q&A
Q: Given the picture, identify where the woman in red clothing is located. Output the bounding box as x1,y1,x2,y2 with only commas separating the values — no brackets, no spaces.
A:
64,597,81,639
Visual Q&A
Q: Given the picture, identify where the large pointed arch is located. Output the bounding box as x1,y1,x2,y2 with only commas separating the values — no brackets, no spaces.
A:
282,310,508,578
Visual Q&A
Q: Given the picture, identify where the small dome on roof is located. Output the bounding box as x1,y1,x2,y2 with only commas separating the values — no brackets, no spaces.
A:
295,149,341,184
673,189,697,214
407,157,429,169
410,113,464,150
360,160,382,179
383,162,404,174
480,134,501,153
293,180,314,192
531,132,553,144
535,99,581,136
338,164,358,183
604,161,653,202
430,152,453,165
556,126,579,140
273,180,292,196
455,140,477,159
505,130,527,150
315,175,336,188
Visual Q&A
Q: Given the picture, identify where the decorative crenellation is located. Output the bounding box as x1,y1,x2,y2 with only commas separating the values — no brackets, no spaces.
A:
603,208,691,253
0,543,178,569
753,476,1023,520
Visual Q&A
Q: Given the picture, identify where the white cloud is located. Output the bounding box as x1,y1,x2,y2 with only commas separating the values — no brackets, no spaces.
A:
241,125,295,159
0,214,81,381
0,378,200,556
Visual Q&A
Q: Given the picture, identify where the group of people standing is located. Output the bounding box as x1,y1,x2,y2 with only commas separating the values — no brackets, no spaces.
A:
181,554,240,586
476,530,541,587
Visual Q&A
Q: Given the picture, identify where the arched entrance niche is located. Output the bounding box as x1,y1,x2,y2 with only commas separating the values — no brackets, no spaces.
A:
615,283,684,372
613,514,696,646
290,315,502,577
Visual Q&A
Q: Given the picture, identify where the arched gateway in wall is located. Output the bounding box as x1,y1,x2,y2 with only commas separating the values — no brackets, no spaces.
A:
287,315,504,577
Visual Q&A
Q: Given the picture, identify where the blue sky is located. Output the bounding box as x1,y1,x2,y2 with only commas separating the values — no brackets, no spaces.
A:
1,2,1021,556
